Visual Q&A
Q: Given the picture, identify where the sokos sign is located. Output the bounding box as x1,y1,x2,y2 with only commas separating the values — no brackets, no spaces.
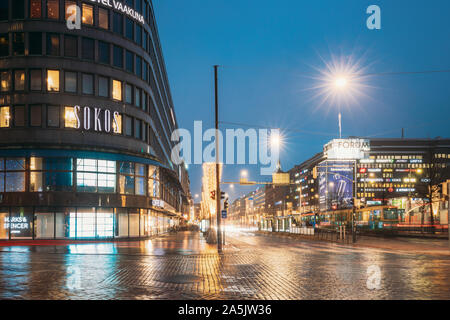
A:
73,106,121,133
324,139,370,160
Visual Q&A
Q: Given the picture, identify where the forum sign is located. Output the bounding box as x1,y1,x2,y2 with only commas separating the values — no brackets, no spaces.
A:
88,0,145,24
324,139,370,160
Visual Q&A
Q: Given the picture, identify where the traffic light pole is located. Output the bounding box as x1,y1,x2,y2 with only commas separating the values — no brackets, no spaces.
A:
214,65,223,251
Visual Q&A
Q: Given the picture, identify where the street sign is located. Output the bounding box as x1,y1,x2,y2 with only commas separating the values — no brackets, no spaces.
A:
221,210,227,219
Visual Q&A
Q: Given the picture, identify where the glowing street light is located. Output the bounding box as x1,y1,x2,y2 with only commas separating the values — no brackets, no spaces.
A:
241,170,248,178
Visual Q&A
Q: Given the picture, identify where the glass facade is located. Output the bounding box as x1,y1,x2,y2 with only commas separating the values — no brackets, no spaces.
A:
0,207,173,240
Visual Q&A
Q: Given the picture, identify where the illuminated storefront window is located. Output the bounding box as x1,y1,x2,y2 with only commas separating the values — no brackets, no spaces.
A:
116,208,128,238
47,70,60,92
0,106,10,127
64,106,77,128
9,208,33,239
82,3,94,25
77,159,116,193
112,79,122,101
135,163,146,195
70,208,95,238
35,211,54,239
97,209,114,238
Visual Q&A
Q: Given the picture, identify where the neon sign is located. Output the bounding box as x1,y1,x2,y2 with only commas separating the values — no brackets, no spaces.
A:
88,0,145,25
73,106,121,134
4,217,30,234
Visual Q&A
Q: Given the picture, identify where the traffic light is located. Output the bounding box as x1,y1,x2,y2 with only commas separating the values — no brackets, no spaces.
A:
210,190,216,200
220,191,226,200
349,198,355,206
224,198,229,210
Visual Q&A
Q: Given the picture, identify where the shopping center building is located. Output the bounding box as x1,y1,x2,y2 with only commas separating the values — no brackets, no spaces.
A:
289,138,450,225
0,0,191,240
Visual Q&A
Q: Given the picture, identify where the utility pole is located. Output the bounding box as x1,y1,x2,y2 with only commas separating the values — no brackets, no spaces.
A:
214,65,222,251
448,182,450,248
352,160,357,243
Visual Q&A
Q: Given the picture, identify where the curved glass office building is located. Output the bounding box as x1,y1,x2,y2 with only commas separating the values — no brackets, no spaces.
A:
0,0,191,240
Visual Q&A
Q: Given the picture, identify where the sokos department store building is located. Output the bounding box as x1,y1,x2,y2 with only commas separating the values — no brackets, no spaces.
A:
0,0,191,240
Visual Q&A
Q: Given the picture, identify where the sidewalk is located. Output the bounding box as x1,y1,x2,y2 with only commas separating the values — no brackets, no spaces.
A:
256,230,450,256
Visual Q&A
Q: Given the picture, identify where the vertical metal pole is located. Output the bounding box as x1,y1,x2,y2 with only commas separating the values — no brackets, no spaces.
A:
352,160,357,243
448,182,450,248
214,65,222,251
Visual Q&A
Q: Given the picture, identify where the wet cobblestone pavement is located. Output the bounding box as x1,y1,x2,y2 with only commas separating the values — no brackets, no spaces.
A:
1,231,450,300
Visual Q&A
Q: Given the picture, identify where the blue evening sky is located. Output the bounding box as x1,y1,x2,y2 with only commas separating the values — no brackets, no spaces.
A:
152,0,450,201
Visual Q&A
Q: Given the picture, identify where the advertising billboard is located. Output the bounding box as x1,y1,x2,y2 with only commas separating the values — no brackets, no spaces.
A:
318,160,354,211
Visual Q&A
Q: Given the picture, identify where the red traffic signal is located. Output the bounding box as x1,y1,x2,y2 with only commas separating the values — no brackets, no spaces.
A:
210,190,216,200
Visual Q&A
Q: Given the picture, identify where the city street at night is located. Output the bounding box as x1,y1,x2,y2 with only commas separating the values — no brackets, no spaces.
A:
1,231,450,300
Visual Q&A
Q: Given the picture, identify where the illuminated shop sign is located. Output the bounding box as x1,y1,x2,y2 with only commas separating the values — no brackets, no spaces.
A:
89,0,145,24
4,217,30,234
73,106,121,133
324,139,370,160
396,188,415,192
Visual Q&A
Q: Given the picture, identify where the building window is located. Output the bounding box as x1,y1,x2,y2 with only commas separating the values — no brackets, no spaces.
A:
47,105,60,127
134,119,142,140
64,106,77,128
113,113,122,134
35,211,55,239
135,164,146,195
135,88,141,108
119,162,135,195
112,79,122,101
135,24,142,46
0,1,8,21
30,105,42,127
29,32,42,55
12,0,25,20
65,0,76,20
99,8,109,29
98,76,109,97
143,31,148,51
98,41,109,64
113,11,123,34
82,73,94,95
125,116,132,136
47,0,59,19
0,107,11,128
2,158,26,192
82,38,94,60
14,106,25,127
142,93,147,111
126,50,134,73
97,209,114,238
77,159,116,193
148,166,160,198
46,33,60,56
82,3,93,25
13,33,25,55
42,158,74,191
1,71,10,92
125,18,134,40
0,34,8,56
14,70,25,91
64,71,77,93
136,56,142,78
30,0,42,18
125,84,133,104
64,35,77,57
47,70,60,91
113,45,123,68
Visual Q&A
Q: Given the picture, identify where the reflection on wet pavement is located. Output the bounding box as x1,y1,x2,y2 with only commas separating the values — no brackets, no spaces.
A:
0,231,450,300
